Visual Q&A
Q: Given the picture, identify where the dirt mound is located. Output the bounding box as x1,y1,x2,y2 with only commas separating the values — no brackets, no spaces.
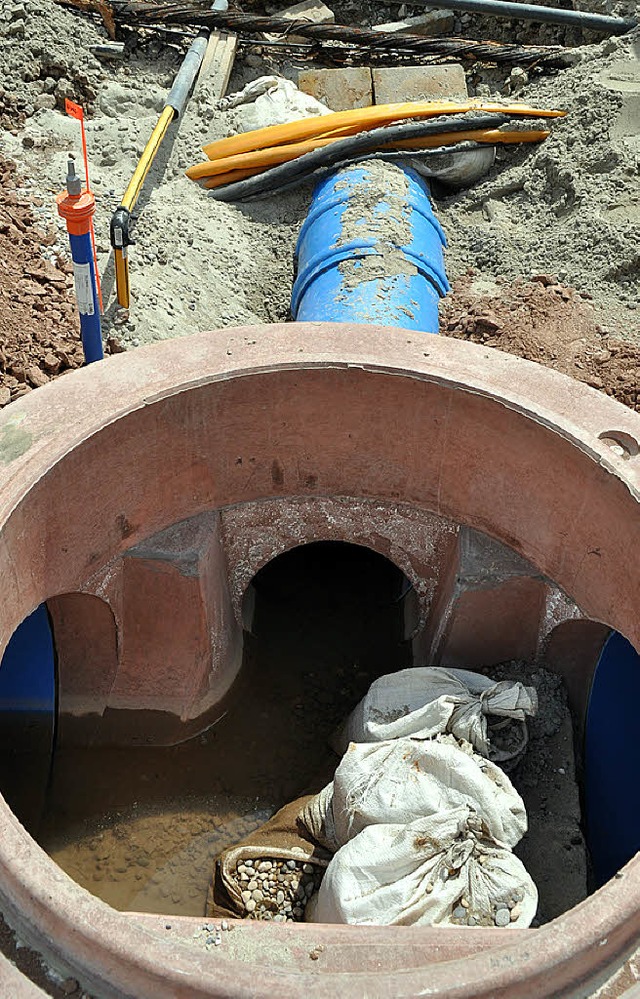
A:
441,271,639,412
0,157,85,406
0,0,103,125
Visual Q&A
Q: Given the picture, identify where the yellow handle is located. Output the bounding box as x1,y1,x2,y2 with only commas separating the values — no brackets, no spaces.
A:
114,246,130,310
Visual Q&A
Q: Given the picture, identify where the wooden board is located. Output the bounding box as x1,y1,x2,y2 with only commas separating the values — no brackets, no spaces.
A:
196,29,238,100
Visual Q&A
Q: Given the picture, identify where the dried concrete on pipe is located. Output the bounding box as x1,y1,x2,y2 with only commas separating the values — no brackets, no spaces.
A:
0,323,639,997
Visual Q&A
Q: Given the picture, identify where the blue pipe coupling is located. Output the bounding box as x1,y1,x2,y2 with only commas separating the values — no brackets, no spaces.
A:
292,163,449,333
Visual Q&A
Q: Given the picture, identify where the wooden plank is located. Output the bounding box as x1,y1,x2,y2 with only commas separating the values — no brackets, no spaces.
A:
195,29,238,100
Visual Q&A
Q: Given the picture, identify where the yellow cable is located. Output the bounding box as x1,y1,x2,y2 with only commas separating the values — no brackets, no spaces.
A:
115,105,175,309
121,106,175,213
188,136,337,180
189,128,550,183
388,127,550,150
200,101,565,161
203,167,266,189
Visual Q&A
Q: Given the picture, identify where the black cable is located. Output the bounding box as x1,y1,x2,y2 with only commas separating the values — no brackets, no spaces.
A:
205,113,511,202
216,143,488,202
376,0,637,34
115,5,577,66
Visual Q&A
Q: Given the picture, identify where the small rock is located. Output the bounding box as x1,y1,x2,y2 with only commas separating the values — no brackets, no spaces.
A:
531,273,556,287
0,387,11,407
245,899,256,913
42,352,61,374
510,905,522,922
452,905,467,919
26,365,49,388
494,907,510,927
60,980,79,996
12,384,32,400
509,66,528,93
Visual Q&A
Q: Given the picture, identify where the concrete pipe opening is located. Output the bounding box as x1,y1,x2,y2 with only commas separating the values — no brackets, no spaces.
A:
0,323,639,998
243,539,418,645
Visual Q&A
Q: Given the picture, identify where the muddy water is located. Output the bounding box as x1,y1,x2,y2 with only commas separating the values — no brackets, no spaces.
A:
36,543,411,916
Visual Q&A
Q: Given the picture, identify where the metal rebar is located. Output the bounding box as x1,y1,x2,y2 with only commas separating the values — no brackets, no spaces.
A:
379,0,637,34
113,3,575,66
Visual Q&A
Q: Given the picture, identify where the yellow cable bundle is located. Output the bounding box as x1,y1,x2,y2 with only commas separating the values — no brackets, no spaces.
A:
193,100,564,167
186,100,564,193
193,127,551,186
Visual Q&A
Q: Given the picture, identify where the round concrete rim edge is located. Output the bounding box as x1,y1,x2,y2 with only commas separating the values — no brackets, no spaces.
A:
0,322,638,997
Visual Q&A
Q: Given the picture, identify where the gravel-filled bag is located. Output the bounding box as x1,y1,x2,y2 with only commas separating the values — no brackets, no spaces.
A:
313,807,538,928
300,735,527,851
206,796,332,921
332,666,537,764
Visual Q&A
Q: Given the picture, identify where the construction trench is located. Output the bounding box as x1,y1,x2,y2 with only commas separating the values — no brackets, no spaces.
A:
0,0,639,996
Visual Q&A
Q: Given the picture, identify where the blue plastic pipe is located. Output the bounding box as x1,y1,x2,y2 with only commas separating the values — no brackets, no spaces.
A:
69,229,104,363
292,164,449,333
585,631,640,885
0,605,55,716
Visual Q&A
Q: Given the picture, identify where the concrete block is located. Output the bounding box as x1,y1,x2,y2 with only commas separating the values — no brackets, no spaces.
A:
372,64,468,104
47,592,119,745
94,512,242,743
372,10,455,36
298,67,372,111
274,0,334,42
277,0,334,22
438,576,548,667
422,527,548,667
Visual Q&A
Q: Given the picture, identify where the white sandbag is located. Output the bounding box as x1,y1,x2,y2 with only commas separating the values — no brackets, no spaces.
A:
333,666,537,763
313,807,538,928
219,76,333,132
300,735,527,851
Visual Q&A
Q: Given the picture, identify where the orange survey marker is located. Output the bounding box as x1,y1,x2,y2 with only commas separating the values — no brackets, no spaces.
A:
64,98,103,314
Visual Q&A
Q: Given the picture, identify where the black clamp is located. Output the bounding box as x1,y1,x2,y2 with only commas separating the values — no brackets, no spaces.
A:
110,206,134,251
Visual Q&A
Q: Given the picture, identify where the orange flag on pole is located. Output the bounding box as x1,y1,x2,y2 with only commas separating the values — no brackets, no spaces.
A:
64,98,84,121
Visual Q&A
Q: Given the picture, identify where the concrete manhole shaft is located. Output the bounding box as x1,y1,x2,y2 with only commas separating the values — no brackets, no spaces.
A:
0,322,638,997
